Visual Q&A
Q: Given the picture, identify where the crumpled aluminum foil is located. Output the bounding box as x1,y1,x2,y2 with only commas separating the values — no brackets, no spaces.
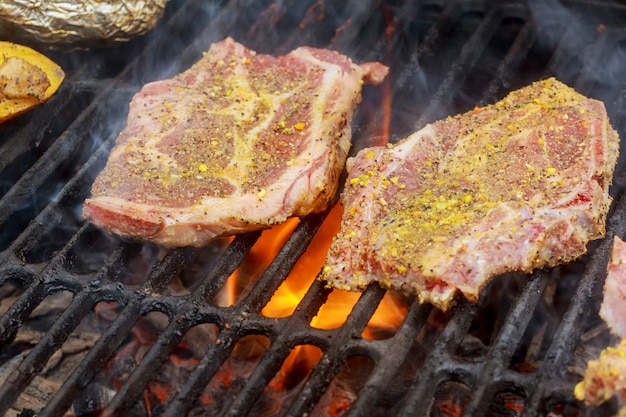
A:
0,0,167,47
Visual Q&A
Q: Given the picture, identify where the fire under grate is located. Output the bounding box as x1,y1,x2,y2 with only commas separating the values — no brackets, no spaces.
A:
2,0,626,416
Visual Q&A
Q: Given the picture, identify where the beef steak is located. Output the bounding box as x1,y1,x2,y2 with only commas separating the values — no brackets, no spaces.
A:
83,37,388,247
321,78,619,311
600,236,626,338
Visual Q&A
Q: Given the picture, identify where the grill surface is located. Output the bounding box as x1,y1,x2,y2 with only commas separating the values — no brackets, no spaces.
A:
2,1,626,416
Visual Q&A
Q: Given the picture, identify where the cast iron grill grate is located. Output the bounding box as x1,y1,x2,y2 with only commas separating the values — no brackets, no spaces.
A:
1,0,626,416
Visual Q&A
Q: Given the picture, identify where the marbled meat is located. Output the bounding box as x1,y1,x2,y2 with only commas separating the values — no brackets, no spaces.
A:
83,37,388,247
321,78,619,311
600,236,626,338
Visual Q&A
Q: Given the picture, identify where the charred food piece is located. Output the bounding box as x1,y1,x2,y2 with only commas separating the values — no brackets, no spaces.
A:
83,37,388,247
321,78,619,311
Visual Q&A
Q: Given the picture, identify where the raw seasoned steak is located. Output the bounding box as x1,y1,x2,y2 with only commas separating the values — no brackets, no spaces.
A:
600,236,626,338
321,78,619,311
83,37,388,247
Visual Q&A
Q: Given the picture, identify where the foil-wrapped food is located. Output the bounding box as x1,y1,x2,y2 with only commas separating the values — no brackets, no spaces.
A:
0,0,167,47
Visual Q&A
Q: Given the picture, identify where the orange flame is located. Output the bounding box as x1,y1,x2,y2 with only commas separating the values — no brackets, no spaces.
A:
378,3,394,147
220,221,297,307
261,205,406,334
224,204,407,394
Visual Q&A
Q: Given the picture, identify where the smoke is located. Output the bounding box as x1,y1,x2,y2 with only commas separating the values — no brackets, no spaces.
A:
2,1,626,415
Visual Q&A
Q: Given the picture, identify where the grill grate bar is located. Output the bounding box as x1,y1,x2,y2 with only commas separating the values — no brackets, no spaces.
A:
397,302,480,417
222,279,336,417
0,275,47,347
0,289,98,415
162,324,243,417
461,270,551,416
194,233,262,302
475,15,535,106
414,2,500,128
39,297,144,417
0,218,104,350
0,226,139,348
238,212,328,313
2,133,117,264
36,246,196,417
0,86,83,175
223,334,299,417
79,233,264,416
103,309,193,416
163,246,333,417
343,301,432,417
0,103,111,226
282,284,389,417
